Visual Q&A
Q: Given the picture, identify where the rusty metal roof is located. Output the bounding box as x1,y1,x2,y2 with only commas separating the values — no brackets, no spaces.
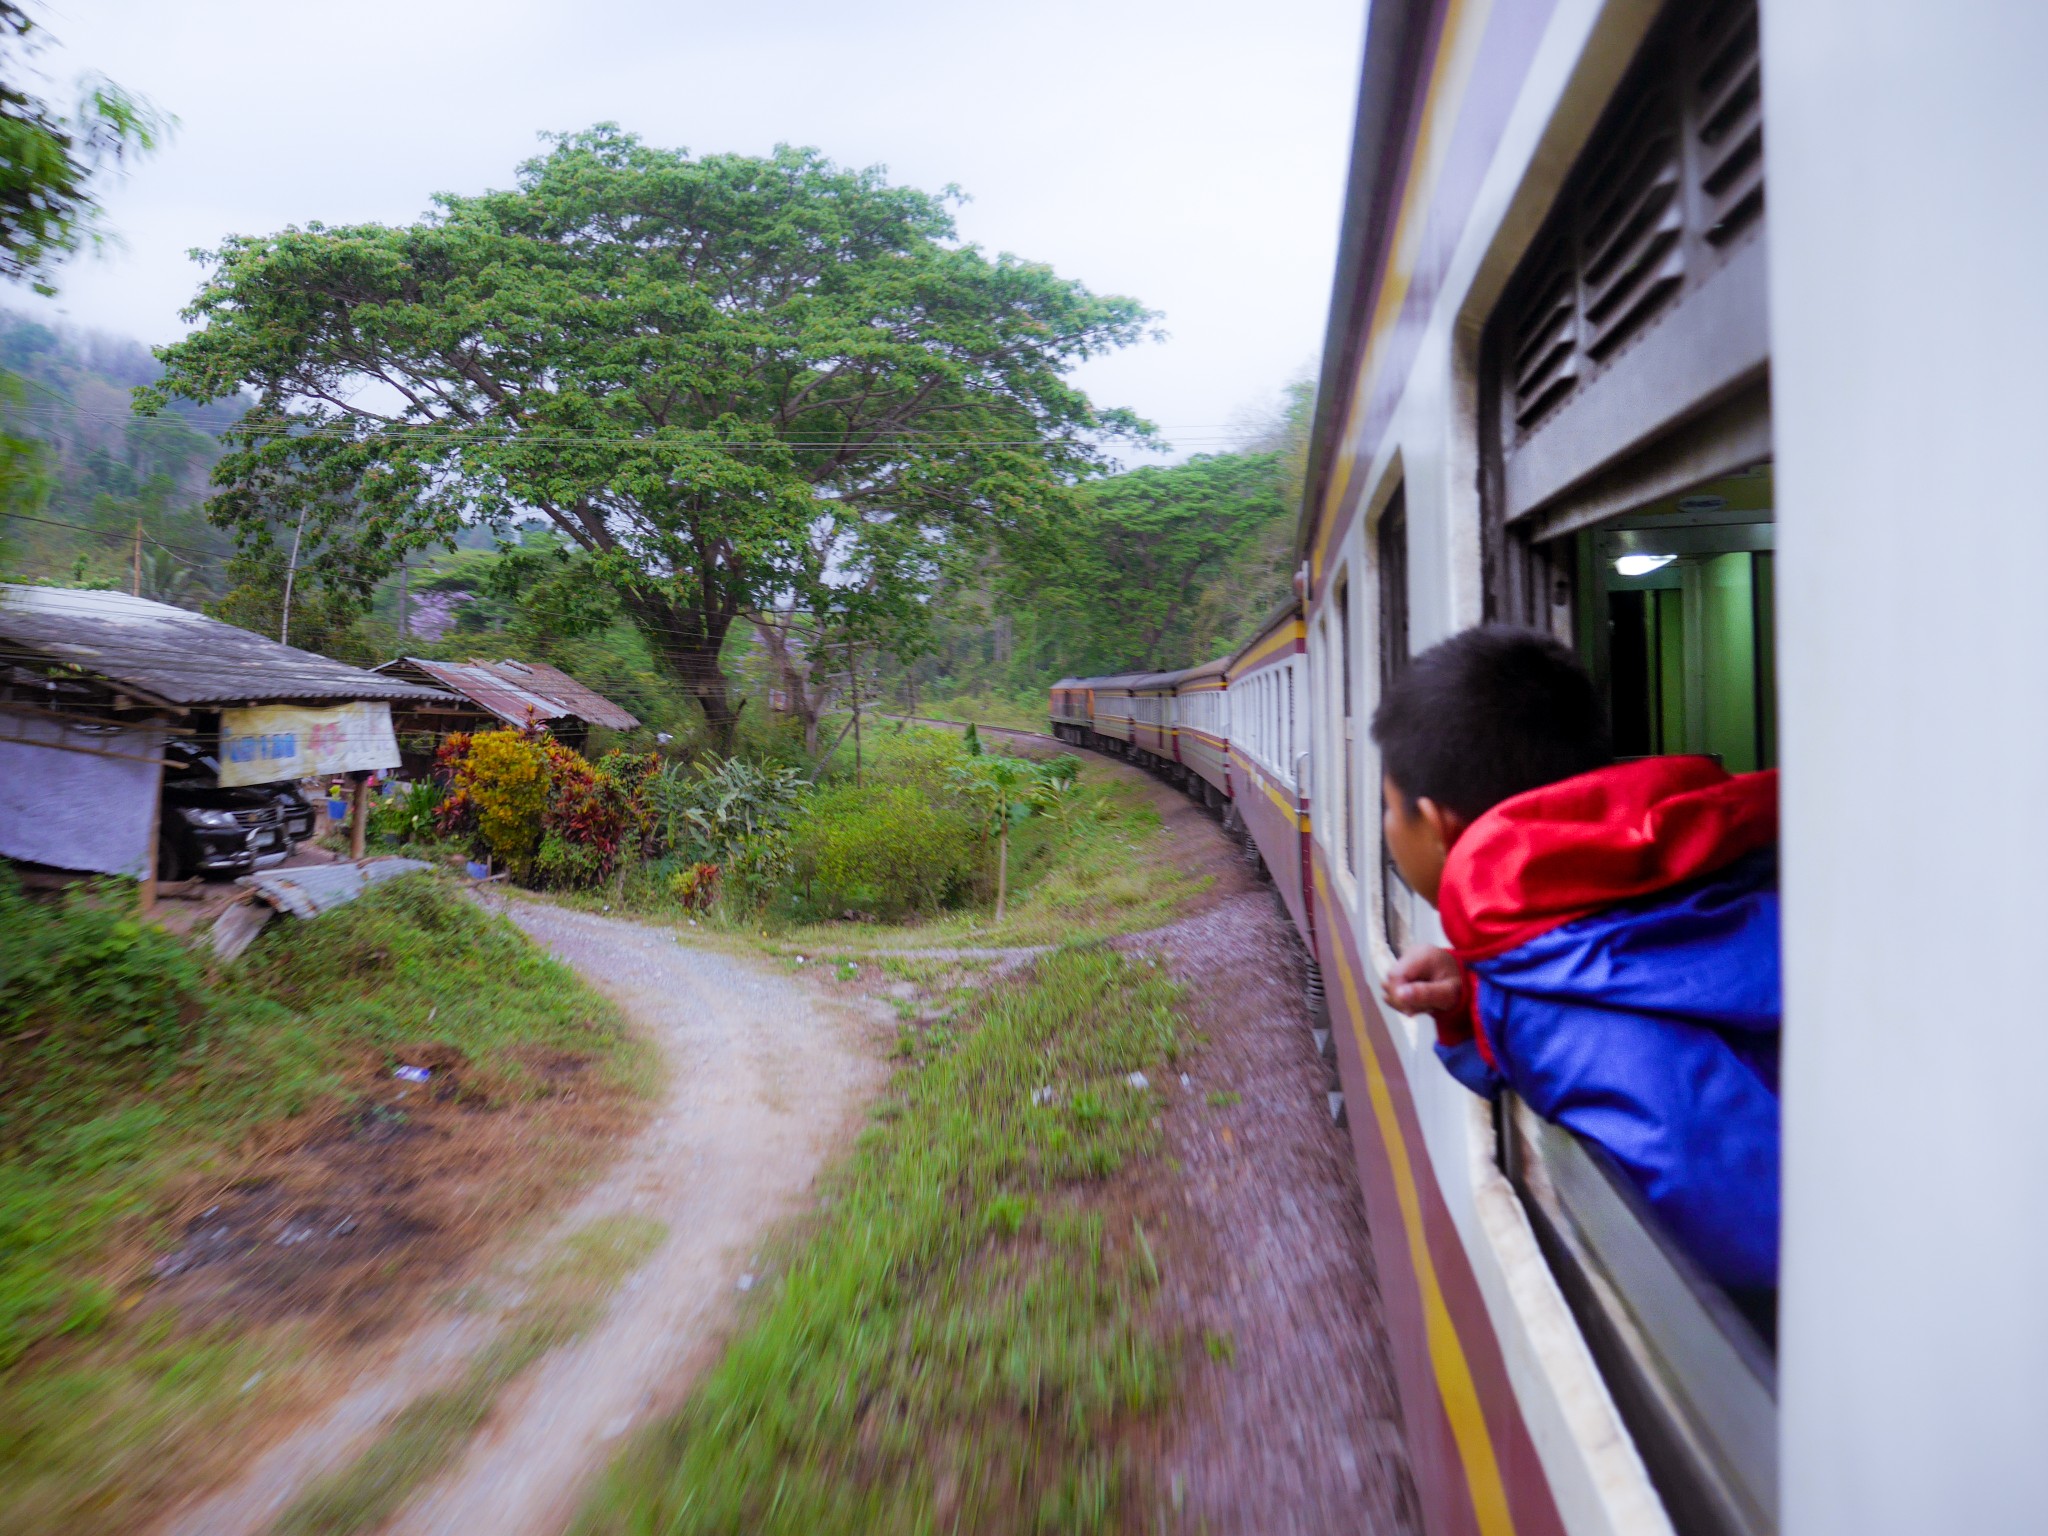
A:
0,585,456,709
378,656,640,732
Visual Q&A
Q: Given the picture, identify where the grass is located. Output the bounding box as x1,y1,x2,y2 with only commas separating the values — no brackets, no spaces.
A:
0,872,647,1536
772,753,1204,950
271,1214,668,1536
571,945,1186,1536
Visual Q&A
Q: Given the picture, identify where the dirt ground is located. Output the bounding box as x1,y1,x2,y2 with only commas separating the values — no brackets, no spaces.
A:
155,901,883,1536
143,1036,631,1343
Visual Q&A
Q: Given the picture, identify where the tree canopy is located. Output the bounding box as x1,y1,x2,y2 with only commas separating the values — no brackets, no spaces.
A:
146,128,1153,745
0,4,164,291
989,448,1291,677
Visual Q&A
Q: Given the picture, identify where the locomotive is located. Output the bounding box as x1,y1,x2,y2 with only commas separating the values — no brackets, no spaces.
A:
1051,1,2048,1533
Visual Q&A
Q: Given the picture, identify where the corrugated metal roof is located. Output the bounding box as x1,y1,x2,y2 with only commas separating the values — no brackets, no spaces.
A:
245,857,434,918
381,656,639,732
0,586,455,708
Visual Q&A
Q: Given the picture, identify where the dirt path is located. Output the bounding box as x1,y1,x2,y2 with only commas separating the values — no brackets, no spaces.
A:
158,901,882,1536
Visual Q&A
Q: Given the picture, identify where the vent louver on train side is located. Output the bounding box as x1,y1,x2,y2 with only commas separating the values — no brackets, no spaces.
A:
1691,0,1764,247
1496,0,1765,447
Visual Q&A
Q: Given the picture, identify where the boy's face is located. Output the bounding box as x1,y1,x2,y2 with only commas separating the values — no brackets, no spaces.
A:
1381,774,1462,908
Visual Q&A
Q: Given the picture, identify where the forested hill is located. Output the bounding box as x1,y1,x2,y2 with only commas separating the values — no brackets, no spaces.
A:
900,382,1310,715
0,312,247,603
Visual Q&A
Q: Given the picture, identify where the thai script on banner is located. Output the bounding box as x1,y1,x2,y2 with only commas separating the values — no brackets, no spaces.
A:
217,701,400,787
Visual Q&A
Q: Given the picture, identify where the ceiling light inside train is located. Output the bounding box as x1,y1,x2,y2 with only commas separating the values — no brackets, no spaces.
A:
1614,553,1678,577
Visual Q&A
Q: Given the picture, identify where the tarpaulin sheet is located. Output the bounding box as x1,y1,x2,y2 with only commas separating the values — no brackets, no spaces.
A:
0,712,166,878
218,701,399,787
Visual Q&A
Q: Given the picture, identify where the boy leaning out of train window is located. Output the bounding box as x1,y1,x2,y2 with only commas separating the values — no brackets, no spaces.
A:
1373,627,1782,1294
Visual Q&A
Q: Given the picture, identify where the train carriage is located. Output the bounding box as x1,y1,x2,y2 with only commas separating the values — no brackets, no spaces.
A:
1129,671,1179,764
1084,671,1148,748
1224,607,1313,946
1170,654,1232,805
1046,4,2045,1531
1047,677,1091,742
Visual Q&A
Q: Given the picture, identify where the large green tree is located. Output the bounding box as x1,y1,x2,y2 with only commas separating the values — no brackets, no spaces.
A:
996,448,1291,676
145,128,1152,745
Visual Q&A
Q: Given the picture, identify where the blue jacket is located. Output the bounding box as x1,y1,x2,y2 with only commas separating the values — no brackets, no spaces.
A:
1435,759,1782,1291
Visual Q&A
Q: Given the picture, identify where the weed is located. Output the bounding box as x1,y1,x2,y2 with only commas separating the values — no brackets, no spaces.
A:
1205,1090,1241,1108
572,947,1185,1536
1204,1330,1237,1366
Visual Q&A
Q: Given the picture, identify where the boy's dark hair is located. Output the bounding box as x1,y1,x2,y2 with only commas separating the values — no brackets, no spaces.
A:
1371,625,1610,821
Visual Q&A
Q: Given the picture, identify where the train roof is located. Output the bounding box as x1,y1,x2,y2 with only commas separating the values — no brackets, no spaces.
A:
1226,598,1305,674
1295,1,1434,579
1061,669,1161,691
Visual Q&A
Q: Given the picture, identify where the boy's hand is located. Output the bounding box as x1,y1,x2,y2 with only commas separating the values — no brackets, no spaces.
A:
1383,946,1464,1017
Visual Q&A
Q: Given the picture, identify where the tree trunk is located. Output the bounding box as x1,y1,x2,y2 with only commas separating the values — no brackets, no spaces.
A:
749,612,833,757
626,592,742,751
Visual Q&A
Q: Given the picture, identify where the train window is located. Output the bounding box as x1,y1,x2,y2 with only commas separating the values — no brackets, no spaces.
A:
1475,7,1778,1523
1336,579,1356,875
1285,665,1296,779
1377,492,1412,951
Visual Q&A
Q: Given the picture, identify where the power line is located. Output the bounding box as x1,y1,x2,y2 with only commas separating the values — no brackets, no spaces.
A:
0,399,1253,455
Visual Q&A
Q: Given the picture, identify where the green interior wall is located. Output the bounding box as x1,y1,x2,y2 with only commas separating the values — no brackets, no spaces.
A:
1657,588,1686,755
1701,553,1758,772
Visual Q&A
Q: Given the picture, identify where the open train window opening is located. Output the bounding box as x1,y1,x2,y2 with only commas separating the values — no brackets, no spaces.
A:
1570,465,1777,774
1336,575,1357,877
1377,491,1412,953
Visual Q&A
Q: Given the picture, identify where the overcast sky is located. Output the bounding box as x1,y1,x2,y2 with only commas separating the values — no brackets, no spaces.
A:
23,0,1364,462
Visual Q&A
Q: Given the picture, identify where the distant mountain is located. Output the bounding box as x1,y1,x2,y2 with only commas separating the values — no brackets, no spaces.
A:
0,311,249,603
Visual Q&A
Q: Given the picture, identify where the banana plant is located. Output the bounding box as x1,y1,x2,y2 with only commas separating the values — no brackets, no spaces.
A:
950,754,1039,922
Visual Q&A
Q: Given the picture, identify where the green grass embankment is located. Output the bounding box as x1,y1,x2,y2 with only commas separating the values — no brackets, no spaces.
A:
573,945,1184,1536
0,873,648,1536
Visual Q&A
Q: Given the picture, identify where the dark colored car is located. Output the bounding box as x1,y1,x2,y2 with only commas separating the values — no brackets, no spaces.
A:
158,783,262,881
158,741,311,880
163,740,316,856
272,784,318,844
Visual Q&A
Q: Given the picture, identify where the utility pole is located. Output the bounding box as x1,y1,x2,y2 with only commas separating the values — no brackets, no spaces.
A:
131,520,141,597
396,555,410,649
279,505,309,646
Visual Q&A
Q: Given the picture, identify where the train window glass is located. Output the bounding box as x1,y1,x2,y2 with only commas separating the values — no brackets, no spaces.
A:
1578,466,1776,771
1336,577,1356,876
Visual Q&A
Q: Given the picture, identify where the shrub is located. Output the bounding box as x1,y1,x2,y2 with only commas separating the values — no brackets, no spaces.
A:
539,749,655,888
369,781,444,847
793,784,977,921
438,729,551,876
0,874,205,1063
649,756,808,863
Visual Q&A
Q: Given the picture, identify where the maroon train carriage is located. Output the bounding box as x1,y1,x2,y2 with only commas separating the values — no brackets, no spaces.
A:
1224,606,1315,952
1048,678,1091,743
1085,670,1141,750
1129,670,1179,767
1170,654,1232,808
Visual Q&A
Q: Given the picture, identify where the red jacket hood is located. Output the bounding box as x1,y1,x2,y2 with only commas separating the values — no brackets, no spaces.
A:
1440,757,1779,964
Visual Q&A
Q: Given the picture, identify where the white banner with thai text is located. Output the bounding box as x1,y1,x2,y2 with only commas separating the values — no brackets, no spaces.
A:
218,701,399,786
